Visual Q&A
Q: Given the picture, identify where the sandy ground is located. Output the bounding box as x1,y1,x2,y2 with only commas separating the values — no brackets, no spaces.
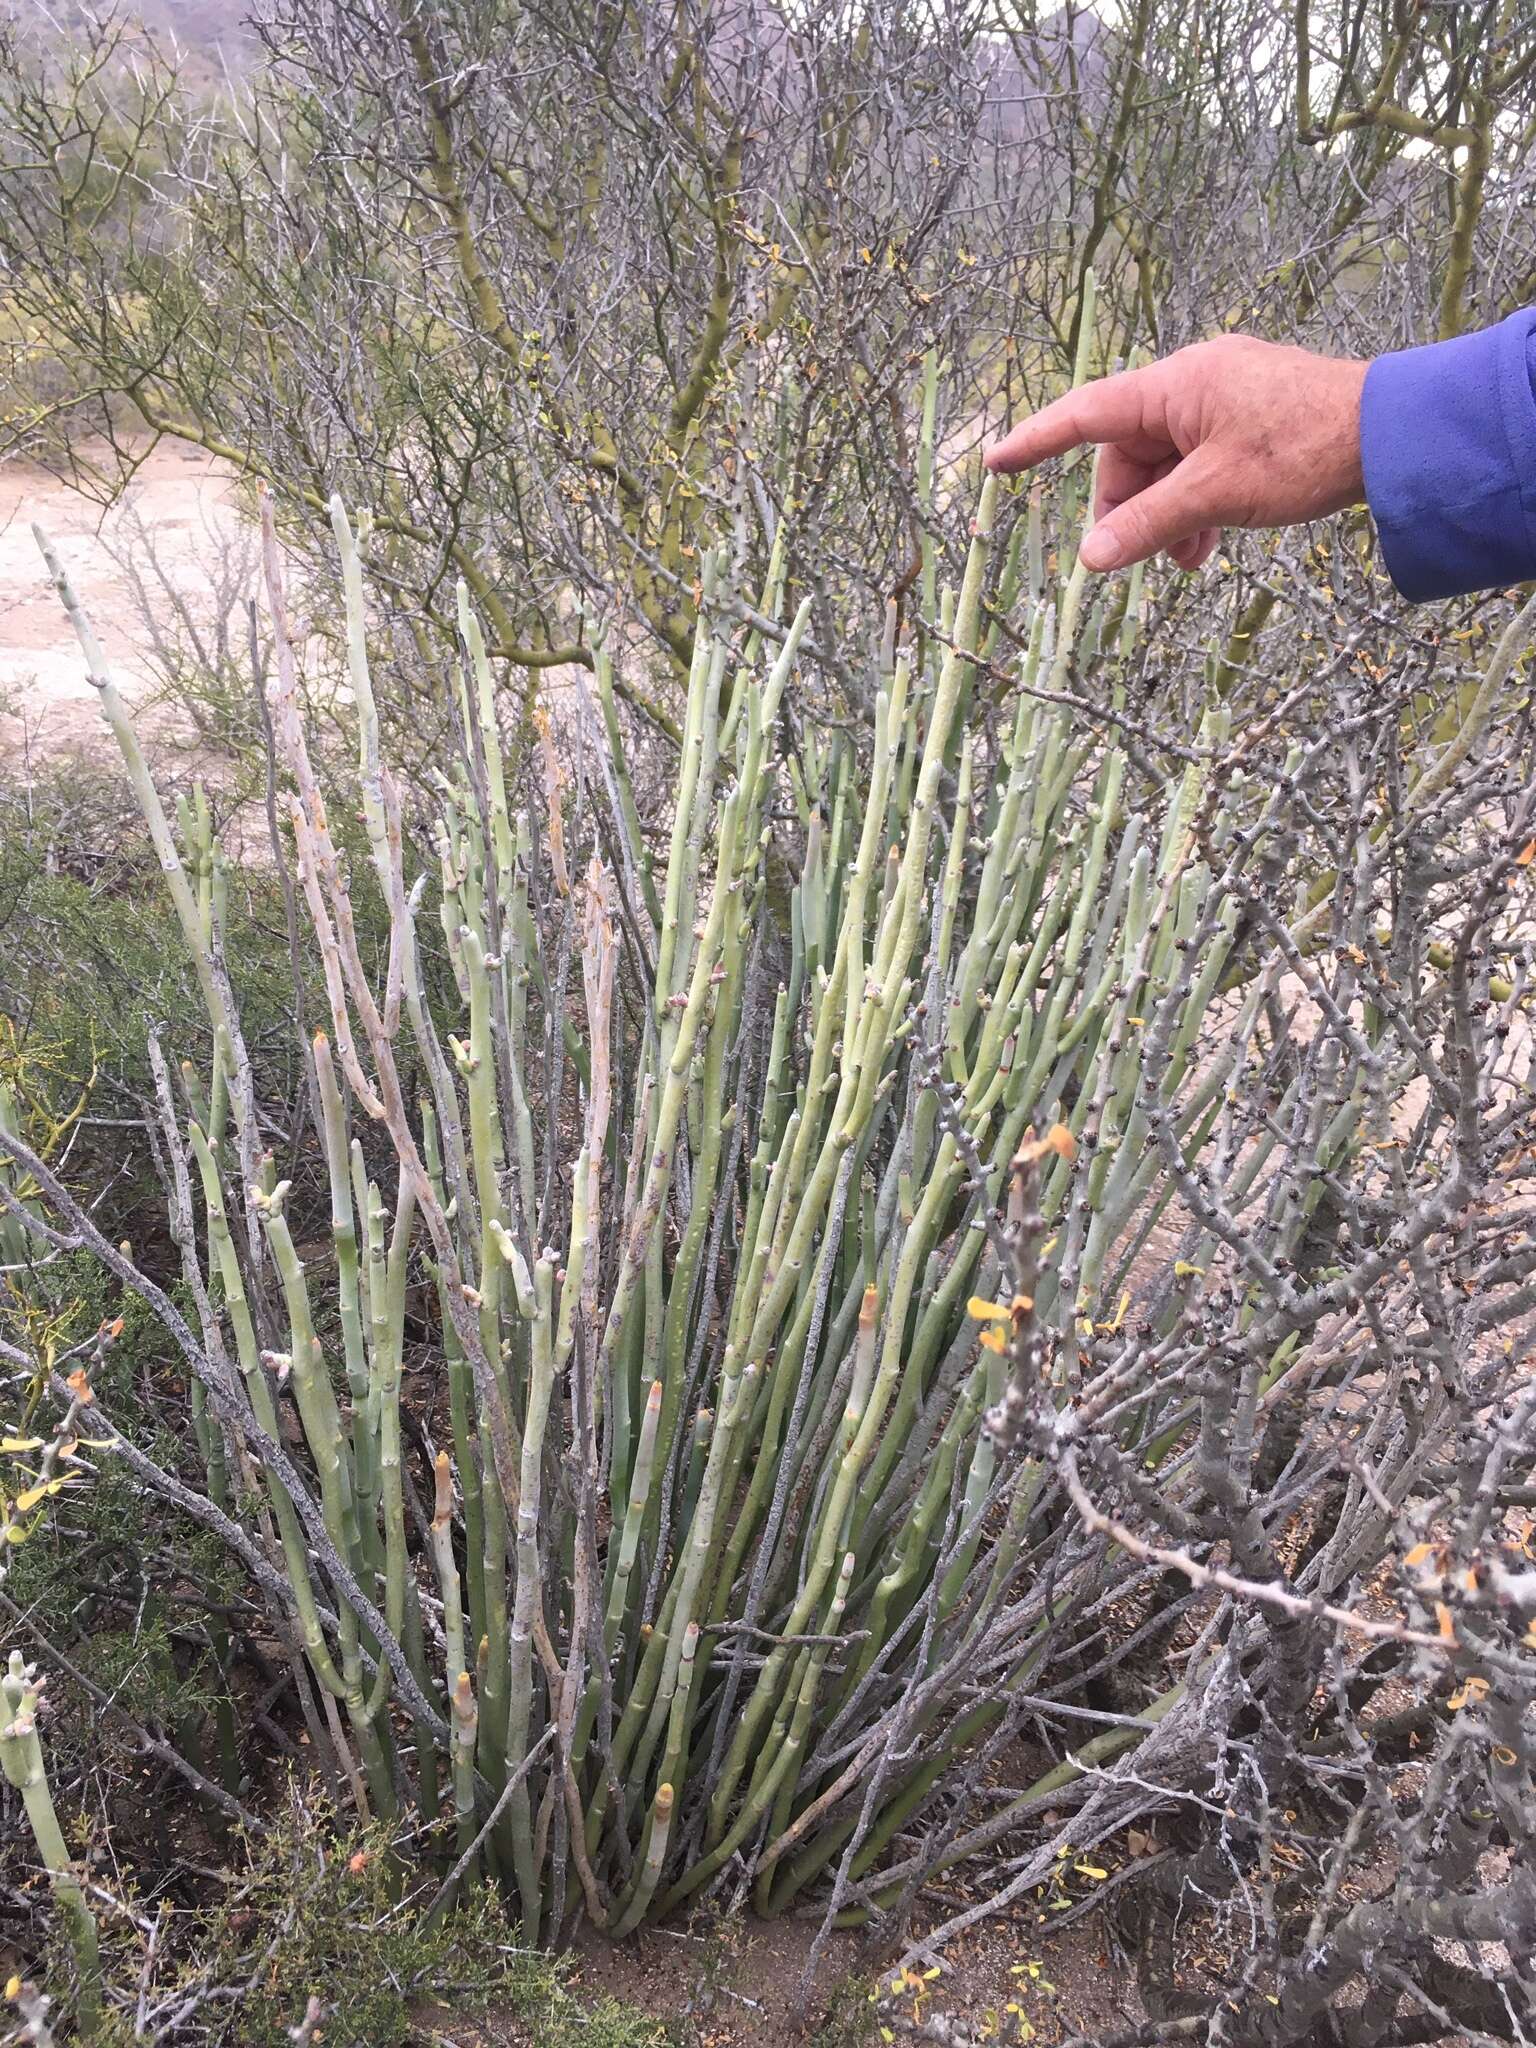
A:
0,437,240,760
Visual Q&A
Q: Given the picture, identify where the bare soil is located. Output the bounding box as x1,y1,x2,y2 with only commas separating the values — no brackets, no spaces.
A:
0,436,238,759
429,1901,1139,2045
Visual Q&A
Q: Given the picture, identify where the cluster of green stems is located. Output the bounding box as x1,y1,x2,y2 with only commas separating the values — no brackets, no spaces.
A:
18,330,1444,1949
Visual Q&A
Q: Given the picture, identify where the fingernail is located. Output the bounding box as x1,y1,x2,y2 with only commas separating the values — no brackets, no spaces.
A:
1079,526,1123,571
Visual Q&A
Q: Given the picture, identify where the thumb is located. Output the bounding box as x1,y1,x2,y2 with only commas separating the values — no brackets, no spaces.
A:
1080,452,1225,572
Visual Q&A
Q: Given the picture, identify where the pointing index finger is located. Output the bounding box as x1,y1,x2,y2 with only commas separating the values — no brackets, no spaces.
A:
983,364,1161,475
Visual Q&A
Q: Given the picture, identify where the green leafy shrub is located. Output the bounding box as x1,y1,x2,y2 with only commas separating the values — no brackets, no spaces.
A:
7,1795,551,2047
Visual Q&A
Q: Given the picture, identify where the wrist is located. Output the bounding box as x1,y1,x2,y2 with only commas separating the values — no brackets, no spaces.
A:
1319,355,1368,513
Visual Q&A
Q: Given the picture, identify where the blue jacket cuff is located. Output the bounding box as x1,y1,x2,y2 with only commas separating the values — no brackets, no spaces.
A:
1361,307,1536,602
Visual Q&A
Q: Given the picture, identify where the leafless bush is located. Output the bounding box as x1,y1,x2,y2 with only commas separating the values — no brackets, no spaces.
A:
2,1,1532,740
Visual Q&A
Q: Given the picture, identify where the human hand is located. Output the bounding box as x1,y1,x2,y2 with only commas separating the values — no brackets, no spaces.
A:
983,336,1369,574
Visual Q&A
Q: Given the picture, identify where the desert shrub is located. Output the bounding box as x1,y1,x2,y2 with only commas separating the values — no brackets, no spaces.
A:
4,0,1532,750
4,3,1535,2042
140,1804,510,2047
2,421,1533,2044
1,1788,578,2047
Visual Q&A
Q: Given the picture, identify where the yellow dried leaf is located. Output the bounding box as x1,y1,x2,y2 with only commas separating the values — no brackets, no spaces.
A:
1015,1123,1075,1168
0,1437,43,1454
14,1475,74,1513
968,1298,1010,1323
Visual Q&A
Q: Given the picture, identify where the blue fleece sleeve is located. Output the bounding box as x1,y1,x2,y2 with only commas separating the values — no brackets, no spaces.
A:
1360,307,1536,602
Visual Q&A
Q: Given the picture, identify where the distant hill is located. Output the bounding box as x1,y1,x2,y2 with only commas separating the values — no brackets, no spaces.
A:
8,2,1112,105
137,0,253,47
6,0,256,63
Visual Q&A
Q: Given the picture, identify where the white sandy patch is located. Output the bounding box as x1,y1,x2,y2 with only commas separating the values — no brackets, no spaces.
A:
0,437,239,759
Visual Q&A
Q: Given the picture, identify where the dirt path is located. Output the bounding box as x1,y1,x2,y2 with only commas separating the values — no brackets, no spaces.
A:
0,437,240,760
